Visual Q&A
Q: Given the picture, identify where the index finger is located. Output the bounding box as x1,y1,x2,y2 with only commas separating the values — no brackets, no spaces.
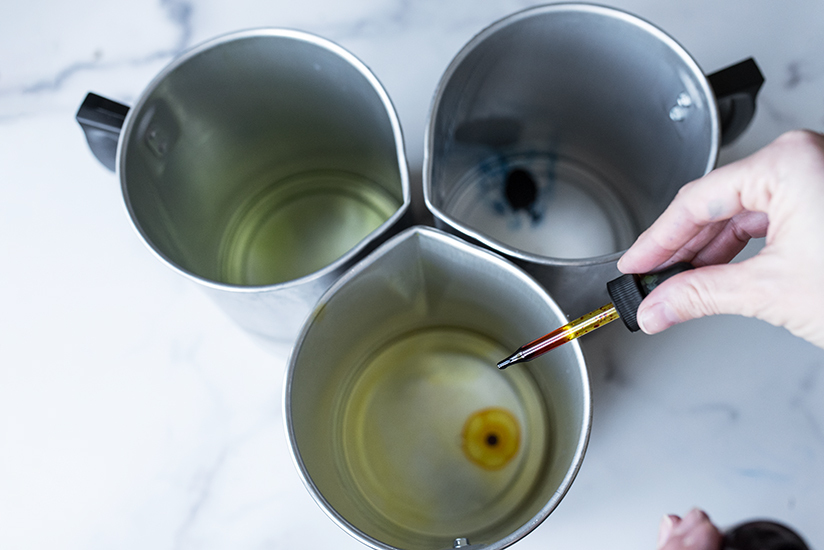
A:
617,133,788,274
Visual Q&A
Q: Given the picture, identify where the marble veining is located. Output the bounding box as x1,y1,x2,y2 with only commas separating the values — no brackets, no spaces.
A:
686,402,741,423
174,448,228,547
791,363,824,445
2,1,824,550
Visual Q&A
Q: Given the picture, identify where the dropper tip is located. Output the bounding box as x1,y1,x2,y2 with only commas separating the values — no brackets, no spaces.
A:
497,352,523,370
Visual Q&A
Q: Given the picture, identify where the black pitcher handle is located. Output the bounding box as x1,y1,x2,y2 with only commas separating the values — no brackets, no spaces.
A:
708,58,764,147
76,92,130,172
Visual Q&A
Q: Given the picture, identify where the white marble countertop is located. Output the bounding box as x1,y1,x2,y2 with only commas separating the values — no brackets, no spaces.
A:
2,1,824,549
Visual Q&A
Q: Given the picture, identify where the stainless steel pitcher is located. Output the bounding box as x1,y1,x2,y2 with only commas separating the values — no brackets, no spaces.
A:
285,226,591,550
424,3,764,315
77,29,412,344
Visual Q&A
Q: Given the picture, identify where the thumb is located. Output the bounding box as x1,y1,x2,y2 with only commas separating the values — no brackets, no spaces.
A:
636,262,767,334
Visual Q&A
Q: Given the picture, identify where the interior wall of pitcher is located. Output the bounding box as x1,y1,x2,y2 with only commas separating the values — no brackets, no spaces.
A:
122,35,405,284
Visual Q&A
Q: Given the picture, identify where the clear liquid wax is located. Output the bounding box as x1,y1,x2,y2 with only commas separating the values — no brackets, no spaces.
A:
218,170,400,285
334,327,551,543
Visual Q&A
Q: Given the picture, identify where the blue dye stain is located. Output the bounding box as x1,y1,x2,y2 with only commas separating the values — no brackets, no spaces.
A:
735,468,791,483
471,151,559,231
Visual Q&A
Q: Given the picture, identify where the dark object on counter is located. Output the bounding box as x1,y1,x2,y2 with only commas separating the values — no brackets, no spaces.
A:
723,520,811,550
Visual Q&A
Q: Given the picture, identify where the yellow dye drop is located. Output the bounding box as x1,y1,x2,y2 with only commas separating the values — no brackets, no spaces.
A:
461,407,520,470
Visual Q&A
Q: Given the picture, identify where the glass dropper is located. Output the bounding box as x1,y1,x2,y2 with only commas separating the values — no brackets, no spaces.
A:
498,262,694,369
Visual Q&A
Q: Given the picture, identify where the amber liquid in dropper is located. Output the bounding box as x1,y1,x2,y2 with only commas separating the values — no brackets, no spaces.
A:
498,303,620,368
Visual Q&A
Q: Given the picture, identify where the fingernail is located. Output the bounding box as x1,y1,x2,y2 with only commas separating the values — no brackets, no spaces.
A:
638,302,680,334
657,515,679,549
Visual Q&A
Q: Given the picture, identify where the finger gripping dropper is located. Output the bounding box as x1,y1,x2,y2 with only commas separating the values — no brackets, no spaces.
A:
497,262,693,369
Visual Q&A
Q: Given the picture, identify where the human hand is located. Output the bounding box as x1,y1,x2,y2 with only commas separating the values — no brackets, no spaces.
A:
658,509,723,550
617,130,824,349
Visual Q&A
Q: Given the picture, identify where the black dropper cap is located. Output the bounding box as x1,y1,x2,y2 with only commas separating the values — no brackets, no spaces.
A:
606,262,694,332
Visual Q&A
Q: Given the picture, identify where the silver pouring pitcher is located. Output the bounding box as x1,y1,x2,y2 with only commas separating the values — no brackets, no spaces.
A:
424,3,764,315
285,226,591,550
76,28,412,344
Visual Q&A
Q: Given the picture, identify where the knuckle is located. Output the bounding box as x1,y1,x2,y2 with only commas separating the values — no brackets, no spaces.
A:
672,276,722,318
775,130,824,168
